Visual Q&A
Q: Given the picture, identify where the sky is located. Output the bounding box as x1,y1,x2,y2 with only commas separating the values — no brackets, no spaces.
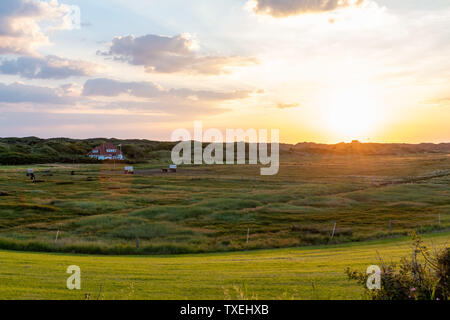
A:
0,0,449,144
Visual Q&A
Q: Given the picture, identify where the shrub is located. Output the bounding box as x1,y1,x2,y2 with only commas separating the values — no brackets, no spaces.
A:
346,233,449,300
130,205,212,221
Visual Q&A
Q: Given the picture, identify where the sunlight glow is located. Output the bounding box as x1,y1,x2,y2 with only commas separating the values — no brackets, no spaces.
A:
325,87,379,141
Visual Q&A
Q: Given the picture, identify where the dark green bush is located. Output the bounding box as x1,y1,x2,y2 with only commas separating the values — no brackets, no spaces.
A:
346,233,449,300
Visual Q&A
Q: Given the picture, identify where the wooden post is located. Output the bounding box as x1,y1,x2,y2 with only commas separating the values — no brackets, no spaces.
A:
55,230,60,243
389,219,392,233
96,283,103,300
246,228,250,245
438,214,441,226
330,222,336,241
135,236,140,249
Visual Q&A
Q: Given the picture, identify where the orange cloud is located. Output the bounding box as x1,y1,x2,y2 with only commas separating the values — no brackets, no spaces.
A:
248,0,365,18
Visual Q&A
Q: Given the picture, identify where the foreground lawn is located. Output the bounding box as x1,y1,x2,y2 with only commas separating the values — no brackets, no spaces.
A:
0,232,448,300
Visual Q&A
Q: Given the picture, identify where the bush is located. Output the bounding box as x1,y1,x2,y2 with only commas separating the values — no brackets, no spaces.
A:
346,233,449,300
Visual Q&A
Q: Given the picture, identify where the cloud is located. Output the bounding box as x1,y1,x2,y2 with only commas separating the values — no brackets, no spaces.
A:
58,83,81,95
97,100,228,117
82,78,162,97
0,55,101,79
0,81,74,104
248,0,365,17
0,80,228,119
277,102,301,109
80,78,252,119
421,97,450,108
98,34,258,75
169,88,252,101
83,78,253,101
0,77,253,118
0,0,78,55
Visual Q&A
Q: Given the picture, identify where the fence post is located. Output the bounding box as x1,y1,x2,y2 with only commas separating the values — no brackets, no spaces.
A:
330,222,337,241
96,283,103,300
55,230,60,243
246,228,250,245
136,236,140,249
388,219,392,233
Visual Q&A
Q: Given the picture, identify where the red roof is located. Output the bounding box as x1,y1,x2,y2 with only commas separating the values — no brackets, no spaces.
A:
88,143,123,157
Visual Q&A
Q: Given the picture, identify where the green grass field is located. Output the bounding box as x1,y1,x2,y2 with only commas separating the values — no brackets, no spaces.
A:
0,153,449,300
0,232,448,300
0,153,449,254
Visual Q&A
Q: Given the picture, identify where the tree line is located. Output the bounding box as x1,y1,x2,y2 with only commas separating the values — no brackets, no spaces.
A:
0,137,176,165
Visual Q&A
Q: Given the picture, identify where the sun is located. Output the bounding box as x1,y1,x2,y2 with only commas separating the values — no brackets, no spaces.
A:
325,87,379,141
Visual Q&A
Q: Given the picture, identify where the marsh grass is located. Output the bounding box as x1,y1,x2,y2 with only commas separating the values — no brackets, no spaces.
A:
0,153,449,254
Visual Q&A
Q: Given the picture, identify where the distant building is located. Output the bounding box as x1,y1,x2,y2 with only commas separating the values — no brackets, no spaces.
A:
88,143,124,160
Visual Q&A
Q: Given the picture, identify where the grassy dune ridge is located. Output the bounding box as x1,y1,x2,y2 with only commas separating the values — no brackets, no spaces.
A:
0,232,448,300
0,154,449,254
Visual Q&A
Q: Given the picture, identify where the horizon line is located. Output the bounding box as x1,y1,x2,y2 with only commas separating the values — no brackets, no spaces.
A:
1,136,449,146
